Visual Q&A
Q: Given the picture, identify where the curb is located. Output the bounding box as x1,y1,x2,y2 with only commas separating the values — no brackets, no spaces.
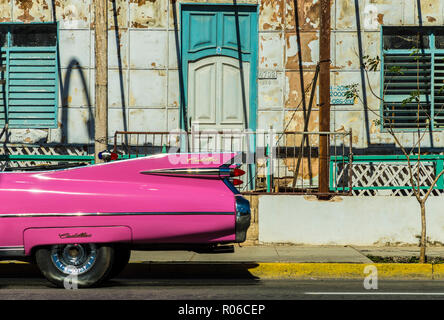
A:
0,261,442,280
121,262,437,280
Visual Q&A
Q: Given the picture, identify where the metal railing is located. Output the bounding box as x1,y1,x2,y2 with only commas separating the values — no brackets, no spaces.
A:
0,145,93,171
112,130,353,195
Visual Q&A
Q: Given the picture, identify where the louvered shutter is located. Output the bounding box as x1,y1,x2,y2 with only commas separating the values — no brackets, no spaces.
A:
0,24,58,129
434,52,444,128
7,49,57,128
0,50,5,126
383,52,432,129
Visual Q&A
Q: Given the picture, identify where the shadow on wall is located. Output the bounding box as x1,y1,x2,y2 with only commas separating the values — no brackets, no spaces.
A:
233,0,249,131
111,0,128,146
354,0,371,147
51,0,128,148
60,59,94,144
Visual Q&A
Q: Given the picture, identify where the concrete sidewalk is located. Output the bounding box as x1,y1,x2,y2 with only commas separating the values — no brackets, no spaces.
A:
129,245,444,263
129,245,374,263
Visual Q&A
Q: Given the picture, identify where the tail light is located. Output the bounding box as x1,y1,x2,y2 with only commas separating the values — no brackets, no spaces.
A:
232,179,243,186
230,168,245,177
98,151,119,161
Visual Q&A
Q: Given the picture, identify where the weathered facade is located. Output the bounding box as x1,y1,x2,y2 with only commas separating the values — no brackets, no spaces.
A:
0,0,443,176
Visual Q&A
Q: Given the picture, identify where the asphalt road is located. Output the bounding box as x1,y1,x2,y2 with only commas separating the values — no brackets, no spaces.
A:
2,277,444,300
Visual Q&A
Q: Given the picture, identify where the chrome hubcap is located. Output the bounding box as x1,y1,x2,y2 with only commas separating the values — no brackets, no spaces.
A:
51,244,97,275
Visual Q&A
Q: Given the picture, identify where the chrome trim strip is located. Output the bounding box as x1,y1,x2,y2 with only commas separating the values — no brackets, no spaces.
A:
0,246,25,257
0,246,24,251
0,211,234,218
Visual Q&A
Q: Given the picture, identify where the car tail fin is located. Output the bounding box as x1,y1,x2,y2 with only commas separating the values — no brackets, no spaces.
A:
139,152,243,179
140,166,246,179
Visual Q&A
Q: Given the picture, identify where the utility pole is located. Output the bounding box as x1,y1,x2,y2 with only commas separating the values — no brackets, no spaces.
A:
94,0,108,163
318,0,331,195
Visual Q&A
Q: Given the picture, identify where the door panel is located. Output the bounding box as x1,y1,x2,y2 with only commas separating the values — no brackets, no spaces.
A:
220,60,249,125
188,56,249,130
221,13,251,52
188,13,217,53
189,60,216,125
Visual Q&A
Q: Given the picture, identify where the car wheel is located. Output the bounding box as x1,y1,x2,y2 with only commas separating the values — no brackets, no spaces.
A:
107,245,131,280
35,243,114,288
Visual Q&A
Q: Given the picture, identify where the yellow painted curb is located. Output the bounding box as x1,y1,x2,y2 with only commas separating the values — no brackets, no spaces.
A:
431,264,444,279
373,263,433,279
0,260,29,264
247,263,433,280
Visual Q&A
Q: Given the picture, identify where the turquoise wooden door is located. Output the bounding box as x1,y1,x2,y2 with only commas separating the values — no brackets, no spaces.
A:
181,4,258,132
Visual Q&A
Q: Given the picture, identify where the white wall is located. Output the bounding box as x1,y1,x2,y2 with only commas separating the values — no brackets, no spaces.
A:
258,195,444,245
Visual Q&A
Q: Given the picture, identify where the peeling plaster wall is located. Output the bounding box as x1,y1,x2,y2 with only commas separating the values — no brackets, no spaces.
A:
1,0,443,152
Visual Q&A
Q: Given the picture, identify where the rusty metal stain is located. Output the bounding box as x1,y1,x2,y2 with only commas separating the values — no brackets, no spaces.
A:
14,0,52,22
259,33,283,69
284,110,319,133
369,119,379,135
259,0,284,31
0,0,11,22
285,71,317,109
281,110,320,180
282,156,319,180
285,0,324,31
109,0,128,29
14,0,34,22
54,0,90,28
285,32,318,69
417,0,441,24
129,0,167,28
336,0,354,29
427,16,436,23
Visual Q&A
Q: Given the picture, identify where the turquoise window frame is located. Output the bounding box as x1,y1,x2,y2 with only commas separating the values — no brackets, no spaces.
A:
0,22,59,129
380,26,444,132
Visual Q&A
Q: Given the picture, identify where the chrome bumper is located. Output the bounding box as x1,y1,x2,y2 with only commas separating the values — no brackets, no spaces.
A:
235,196,251,243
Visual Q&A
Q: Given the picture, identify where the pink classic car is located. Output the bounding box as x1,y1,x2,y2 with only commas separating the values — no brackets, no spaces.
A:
0,152,251,288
